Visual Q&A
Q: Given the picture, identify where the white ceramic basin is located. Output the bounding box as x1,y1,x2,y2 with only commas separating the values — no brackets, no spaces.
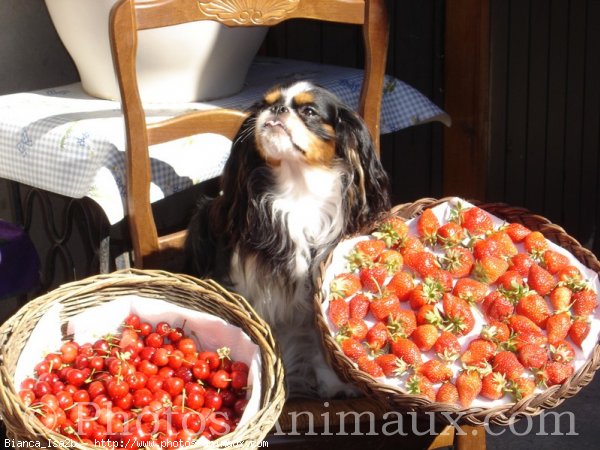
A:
45,0,268,102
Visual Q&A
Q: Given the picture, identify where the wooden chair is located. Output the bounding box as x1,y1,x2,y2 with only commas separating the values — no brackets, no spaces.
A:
109,0,389,270
109,1,482,448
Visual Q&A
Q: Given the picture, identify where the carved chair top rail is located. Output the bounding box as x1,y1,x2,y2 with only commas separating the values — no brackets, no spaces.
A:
132,0,366,29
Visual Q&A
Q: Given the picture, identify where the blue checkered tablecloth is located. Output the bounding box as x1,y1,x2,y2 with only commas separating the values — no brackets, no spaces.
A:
0,57,450,224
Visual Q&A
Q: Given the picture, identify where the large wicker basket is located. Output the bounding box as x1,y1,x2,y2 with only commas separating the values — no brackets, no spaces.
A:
315,197,600,426
0,269,285,448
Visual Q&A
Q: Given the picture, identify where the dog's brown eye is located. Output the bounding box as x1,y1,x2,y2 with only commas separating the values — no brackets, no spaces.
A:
300,106,317,117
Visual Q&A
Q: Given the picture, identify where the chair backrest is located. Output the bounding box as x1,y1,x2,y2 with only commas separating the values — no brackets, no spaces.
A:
109,0,389,269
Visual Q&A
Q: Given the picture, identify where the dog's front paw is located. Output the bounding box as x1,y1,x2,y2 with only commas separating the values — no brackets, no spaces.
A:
314,365,361,399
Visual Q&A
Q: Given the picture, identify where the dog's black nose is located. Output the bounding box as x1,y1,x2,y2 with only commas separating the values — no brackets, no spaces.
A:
269,105,289,115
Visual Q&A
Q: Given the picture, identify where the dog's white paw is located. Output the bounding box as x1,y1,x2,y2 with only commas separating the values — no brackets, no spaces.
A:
314,364,361,399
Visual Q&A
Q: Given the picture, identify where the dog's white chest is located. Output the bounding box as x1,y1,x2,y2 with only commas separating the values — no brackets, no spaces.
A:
272,163,344,248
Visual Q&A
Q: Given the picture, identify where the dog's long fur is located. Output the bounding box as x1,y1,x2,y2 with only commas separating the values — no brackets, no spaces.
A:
186,81,390,398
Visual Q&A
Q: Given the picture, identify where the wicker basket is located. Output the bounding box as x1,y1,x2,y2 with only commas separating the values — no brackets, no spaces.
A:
315,197,600,426
0,269,285,448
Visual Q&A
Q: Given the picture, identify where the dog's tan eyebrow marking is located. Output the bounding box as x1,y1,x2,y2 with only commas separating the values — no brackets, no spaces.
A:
264,90,282,105
293,92,314,106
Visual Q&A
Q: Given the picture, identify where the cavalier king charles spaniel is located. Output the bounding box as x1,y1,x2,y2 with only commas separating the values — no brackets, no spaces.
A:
186,81,390,398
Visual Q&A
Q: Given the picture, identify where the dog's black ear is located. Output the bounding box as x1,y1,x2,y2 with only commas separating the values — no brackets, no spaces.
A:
213,114,267,237
185,194,216,276
186,113,265,278
335,107,391,231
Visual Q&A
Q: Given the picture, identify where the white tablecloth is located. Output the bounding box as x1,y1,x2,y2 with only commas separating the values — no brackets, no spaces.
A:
0,57,450,224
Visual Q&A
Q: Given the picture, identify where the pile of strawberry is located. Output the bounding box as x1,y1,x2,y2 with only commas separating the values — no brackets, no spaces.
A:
17,314,250,448
326,201,598,408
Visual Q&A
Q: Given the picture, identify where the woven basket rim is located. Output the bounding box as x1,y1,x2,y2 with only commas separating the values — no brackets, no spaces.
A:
0,269,286,448
314,197,600,427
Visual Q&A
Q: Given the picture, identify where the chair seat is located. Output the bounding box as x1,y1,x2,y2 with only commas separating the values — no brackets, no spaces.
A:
0,57,449,225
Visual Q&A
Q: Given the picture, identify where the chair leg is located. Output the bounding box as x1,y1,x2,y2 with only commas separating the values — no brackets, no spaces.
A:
427,425,455,449
454,424,486,450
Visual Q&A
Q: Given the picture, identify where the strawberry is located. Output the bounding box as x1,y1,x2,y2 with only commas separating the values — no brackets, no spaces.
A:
436,382,459,404
550,340,575,363
357,356,384,378
481,320,511,344
329,272,362,300
417,208,440,246
430,269,454,292
452,278,488,304
409,278,444,310
406,374,436,401
493,351,525,381
496,270,525,291
442,293,475,335
349,293,370,319
545,312,572,346
459,206,494,236
482,291,514,322
488,230,518,258
390,337,423,367
375,354,408,377
472,255,509,284
377,249,404,274
385,271,414,301
373,216,409,248
517,343,548,370
556,265,584,285
541,361,574,386
549,286,573,312
571,289,598,317
416,304,443,327
505,222,531,243
417,359,453,384
460,338,497,366
542,249,570,275
524,231,549,257
359,265,388,293
340,338,367,362
474,231,517,260
473,237,502,260
455,370,483,408
339,318,369,341
404,251,439,279
354,239,387,260
508,377,536,401
346,239,385,270
516,292,551,328
434,331,462,362
398,235,425,257
440,246,474,278
527,263,556,296
508,314,545,337
437,221,465,247
510,253,535,278
411,324,440,352
515,331,548,351
366,321,389,351
328,297,349,328
387,309,417,339
369,293,401,321
569,319,591,348
480,372,507,400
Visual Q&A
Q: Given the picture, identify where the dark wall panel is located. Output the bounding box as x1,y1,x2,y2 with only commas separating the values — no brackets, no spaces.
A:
488,0,600,251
